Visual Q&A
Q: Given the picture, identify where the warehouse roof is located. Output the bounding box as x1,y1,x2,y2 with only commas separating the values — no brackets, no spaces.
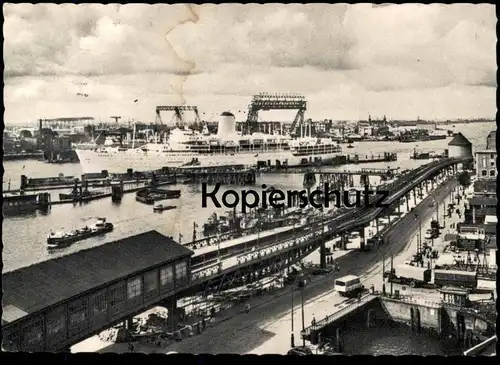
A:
2,231,193,325
448,132,472,146
473,179,496,194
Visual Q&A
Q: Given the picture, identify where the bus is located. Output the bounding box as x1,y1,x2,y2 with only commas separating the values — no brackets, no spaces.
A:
334,275,364,297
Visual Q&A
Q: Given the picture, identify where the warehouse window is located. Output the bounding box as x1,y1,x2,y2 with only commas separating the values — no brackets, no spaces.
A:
69,300,88,325
175,261,188,282
2,332,20,351
127,277,142,299
490,170,495,176
47,316,65,336
91,291,108,315
109,285,126,307
144,271,158,293
160,265,174,286
23,319,43,344
481,170,487,176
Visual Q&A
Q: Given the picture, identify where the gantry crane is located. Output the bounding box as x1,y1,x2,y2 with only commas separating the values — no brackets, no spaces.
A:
155,105,202,127
245,93,307,135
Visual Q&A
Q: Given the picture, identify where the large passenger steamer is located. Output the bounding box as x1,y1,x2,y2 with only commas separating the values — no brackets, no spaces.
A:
75,112,342,173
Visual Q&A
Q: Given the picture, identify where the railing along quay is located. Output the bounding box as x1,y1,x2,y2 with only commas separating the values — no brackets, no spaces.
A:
301,294,377,337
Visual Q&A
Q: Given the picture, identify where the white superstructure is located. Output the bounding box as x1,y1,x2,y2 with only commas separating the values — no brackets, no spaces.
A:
75,112,342,174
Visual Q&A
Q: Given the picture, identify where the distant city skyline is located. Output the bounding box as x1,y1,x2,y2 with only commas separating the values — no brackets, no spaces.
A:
4,3,496,125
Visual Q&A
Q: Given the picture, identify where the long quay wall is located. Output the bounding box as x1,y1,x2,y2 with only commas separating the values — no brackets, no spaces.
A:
379,297,495,339
302,295,495,346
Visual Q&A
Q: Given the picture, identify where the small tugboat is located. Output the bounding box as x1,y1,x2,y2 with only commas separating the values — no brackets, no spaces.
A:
203,213,220,235
153,204,177,212
346,144,354,148
47,217,113,248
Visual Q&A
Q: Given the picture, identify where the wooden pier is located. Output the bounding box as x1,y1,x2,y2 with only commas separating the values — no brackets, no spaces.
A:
347,152,397,164
4,167,256,208
178,169,256,185
3,151,44,161
47,181,148,205
259,153,398,173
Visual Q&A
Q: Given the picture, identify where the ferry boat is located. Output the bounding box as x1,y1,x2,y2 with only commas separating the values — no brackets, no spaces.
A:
47,218,113,247
427,129,448,140
400,129,447,143
75,112,343,173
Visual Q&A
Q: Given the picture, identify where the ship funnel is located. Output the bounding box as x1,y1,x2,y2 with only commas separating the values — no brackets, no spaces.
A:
218,112,236,139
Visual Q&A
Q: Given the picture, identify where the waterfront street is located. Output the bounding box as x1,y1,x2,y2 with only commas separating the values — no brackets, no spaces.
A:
72,174,459,354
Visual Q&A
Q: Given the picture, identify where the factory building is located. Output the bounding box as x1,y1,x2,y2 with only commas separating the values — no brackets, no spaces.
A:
475,130,497,180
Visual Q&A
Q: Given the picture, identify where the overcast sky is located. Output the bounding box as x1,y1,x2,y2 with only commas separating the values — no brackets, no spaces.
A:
3,3,496,125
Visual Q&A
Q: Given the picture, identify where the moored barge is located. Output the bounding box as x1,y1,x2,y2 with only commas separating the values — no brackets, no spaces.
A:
47,218,113,247
135,188,181,204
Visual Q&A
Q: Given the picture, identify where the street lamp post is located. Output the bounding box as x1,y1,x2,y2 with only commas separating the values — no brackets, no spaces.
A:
217,238,221,260
301,282,306,347
413,211,422,261
442,194,447,228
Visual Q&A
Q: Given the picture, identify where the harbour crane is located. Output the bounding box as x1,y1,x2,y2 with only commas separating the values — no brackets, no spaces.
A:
155,106,202,128
244,93,307,135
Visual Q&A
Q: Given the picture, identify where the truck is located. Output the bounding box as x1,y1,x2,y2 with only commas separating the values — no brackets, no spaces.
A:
384,264,432,288
433,269,477,289
334,275,364,297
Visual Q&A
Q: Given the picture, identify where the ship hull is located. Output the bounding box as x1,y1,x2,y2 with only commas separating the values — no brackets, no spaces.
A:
75,148,342,174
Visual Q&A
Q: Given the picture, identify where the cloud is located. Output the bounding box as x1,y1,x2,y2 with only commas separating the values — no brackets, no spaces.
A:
2,3,496,123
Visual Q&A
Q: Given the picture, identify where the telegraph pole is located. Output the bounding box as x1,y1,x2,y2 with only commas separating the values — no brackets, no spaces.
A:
382,254,385,281
390,254,394,297
291,286,295,348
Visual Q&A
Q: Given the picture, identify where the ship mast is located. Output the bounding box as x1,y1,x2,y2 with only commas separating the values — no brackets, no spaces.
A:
132,122,136,149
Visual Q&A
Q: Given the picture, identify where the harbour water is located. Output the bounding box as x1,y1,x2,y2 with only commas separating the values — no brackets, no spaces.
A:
2,122,493,274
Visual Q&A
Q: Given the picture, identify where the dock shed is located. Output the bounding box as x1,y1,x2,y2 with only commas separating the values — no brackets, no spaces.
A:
2,231,193,352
